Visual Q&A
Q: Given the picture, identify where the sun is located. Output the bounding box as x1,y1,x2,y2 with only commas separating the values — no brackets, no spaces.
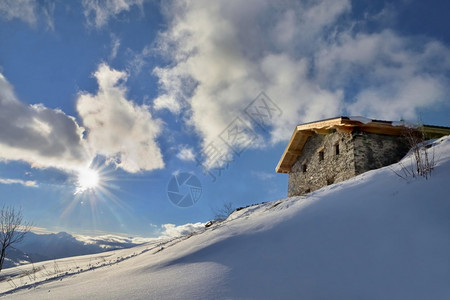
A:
76,168,100,193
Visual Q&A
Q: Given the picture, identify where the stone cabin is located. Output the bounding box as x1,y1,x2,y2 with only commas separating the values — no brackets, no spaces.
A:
276,116,450,197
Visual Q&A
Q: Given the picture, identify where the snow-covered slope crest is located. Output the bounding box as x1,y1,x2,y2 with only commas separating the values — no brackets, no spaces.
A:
2,136,450,299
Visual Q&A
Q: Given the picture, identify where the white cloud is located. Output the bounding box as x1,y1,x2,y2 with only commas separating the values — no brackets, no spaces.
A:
315,30,450,120
0,0,37,25
153,0,450,167
0,0,55,30
109,34,121,60
0,177,37,187
42,0,55,31
153,94,182,114
82,0,143,28
0,73,90,170
0,65,165,175
176,146,195,162
153,0,348,166
251,171,275,181
349,75,447,120
76,63,164,173
75,233,154,248
160,222,205,238
127,45,154,75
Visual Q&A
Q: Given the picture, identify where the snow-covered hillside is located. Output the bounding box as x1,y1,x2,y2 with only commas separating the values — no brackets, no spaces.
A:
3,232,151,269
1,136,450,299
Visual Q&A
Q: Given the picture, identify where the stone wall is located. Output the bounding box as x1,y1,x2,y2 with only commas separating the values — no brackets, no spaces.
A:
287,130,411,197
352,131,409,175
288,130,356,197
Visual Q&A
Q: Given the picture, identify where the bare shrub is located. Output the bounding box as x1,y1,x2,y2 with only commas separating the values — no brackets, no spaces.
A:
394,127,435,180
214,201,235,220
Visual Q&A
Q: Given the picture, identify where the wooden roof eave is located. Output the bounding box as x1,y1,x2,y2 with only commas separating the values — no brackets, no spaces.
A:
421,125,450,138
275,116,450,175
275,128,314,173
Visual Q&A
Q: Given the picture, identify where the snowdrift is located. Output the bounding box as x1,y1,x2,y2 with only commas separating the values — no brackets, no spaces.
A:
2,136,450,299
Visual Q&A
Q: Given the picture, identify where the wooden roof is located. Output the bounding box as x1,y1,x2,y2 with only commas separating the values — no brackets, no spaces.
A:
276,116,450,174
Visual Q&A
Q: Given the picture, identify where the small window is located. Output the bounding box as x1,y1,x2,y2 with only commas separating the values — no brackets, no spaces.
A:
319,150,324,161
302,164,307,173
335,144,340,155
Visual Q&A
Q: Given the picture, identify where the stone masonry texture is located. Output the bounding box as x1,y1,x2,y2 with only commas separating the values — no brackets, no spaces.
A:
288,130,409,197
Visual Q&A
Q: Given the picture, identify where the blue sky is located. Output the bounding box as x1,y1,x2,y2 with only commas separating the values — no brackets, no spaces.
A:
0,0,449,238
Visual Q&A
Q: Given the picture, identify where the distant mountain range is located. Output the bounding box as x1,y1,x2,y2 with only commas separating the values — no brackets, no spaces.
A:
4,231,147,269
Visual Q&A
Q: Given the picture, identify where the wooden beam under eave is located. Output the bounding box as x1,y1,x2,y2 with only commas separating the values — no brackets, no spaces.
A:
295,128,315,137
313,128,332,134
275,129,315,174
275,161,291,173
288,149,302,156
360,125,403,136
334,125,354,133
422,126,450,139
296,117,345,131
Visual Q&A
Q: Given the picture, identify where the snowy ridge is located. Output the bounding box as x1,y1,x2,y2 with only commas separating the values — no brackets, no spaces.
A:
3,231,153,270
1,136,450,299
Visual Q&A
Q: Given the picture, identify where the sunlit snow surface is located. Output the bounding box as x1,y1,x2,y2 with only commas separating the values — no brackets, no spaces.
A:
1,136,450,299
